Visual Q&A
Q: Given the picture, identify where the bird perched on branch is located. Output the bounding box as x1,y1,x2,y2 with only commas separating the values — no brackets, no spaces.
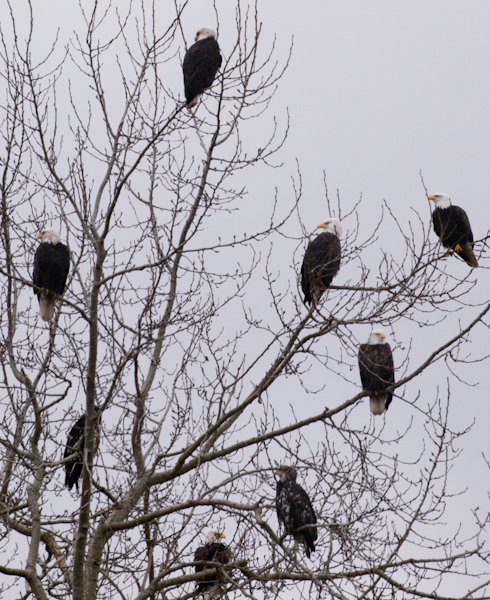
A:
275,466,318,558
194,528,232,598
33,227,70,322
301,218,342,306
428,193,478,267
358,329,395,415
183,27,222,109
64,408,101,491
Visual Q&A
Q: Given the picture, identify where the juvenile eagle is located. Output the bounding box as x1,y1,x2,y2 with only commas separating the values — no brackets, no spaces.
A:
301,218,342,306
64,409,101,491
194,528,232,597
428,193,478,267
358,329,395,415
183,27,222,108
33,227,70,321
275,466,318,558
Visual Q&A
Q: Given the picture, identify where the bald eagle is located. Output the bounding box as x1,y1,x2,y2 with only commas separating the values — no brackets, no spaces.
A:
183,27,222,109
194,529,232,597
64,409,101,491
301,218,342,306
428,193,478,267
275,466,318,558
33,228,70,322
358,329,395,415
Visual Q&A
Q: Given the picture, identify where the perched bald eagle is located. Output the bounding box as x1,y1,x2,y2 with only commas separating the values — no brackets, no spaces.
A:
64,409,101,491
428,193,478,267
358,329,395,415
194,529,232,597
33,228,70,322
301,218,342,306
183,27,222,109
275,466,318,558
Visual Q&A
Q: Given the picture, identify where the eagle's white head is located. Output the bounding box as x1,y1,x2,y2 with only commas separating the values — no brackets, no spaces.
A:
195,27,217,41
428,193,451,209
317,218,342,238
37,227,61,245
367,329,387,345
203,528,226,544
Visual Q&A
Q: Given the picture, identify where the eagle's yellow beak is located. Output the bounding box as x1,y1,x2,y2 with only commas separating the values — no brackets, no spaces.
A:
379,332,386,339
220,533,226,539
428,195,436,200
317,222,327,229
37,233,44,240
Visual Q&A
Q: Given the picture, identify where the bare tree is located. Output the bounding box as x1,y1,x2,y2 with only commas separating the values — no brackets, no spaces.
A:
0,1,489,600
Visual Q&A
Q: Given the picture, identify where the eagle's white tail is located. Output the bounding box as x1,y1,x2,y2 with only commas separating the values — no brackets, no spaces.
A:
370,395,387,416
39,294,55,322
186,94,200,109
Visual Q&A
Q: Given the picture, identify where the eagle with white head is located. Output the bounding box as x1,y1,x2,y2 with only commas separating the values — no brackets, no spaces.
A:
358,329,395,415
300,217,342,306
33,227,70,321
183,27,222,108
428,193,478,267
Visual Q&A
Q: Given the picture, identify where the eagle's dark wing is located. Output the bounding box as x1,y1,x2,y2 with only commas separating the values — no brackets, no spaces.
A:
359,342,394,410
64,412,101,491
183,37,222,106
277,480,317,557
432,205,477,266
33,242,70,298
433,205,473,248
64,414,86,491
301,232,341,305
194,543,232,592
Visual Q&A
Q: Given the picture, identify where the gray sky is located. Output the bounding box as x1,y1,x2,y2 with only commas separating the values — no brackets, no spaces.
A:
2,0,490,596
267,1,490,208
172,4,490,594
22,0,490,537
285,0,490,534
214,2,490,588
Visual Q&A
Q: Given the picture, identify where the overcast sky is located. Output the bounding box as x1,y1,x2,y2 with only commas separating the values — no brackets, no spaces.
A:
17,0,490,536
2,1,490,596
208,0,490,488
196,2,490,583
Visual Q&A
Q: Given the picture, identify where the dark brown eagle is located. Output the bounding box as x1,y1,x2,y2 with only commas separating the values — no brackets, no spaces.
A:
358,329,395,415
33,227,70,321
183,27,222,108
301,218,342,306
194,529,232,596
64,408,101,491
275,466,318,558
428,193,478,267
